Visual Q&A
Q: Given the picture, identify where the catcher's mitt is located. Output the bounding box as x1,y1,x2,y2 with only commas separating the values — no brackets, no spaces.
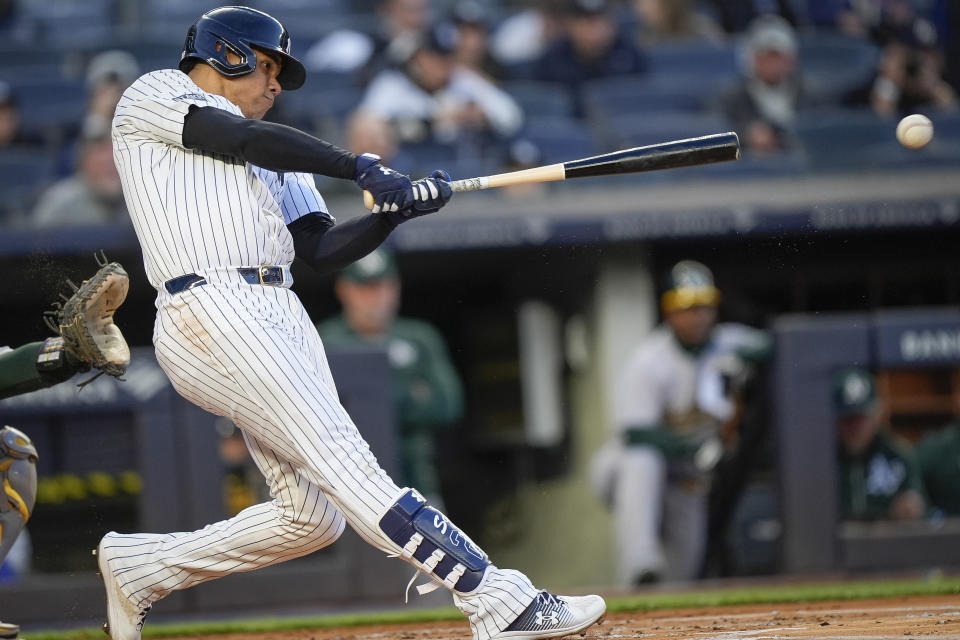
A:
44,252,131,386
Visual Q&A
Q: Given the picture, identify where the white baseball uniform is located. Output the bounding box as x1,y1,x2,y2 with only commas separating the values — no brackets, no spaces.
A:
607,323,766,583
105,68,537,640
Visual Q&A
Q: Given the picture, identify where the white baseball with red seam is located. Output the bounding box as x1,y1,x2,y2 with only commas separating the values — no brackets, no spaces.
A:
896,114,934,149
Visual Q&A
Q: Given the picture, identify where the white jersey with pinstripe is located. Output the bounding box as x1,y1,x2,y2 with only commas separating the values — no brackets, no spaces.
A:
105,68,537,640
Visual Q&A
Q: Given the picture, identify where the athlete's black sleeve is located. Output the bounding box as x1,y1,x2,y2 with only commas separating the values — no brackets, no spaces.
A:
287,213,396,276
182,105,358,180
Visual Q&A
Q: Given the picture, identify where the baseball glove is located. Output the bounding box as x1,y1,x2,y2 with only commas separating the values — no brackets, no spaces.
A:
44,252,131,386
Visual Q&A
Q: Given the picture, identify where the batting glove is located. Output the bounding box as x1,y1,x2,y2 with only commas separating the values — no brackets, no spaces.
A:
387,169,452,225
354,153,414,214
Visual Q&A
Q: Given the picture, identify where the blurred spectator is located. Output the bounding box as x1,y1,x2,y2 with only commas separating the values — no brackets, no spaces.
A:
914,371,960,516
56,50,140,177
317,248,464,508
916,421,960,516
717,15,817,155
304,0,430,83
533,0,647,117
833,368,927,522
490,0,563,67
0,81,44,149
701,0,800,34
591,260,770,585
632,0,726,47
346,108,400,163
449,1,507,81
357,23,523,145
844,5,957,118
83,50,140,139
31,122,127,228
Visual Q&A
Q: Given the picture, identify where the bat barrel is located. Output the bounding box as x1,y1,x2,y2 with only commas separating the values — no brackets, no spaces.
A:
563,132,740,179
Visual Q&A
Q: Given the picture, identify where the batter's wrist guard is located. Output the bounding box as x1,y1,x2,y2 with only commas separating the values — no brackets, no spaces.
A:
379,488,489,596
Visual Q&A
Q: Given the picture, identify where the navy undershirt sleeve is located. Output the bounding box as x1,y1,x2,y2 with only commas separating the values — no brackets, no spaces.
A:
182,105,358,180
287,213,396,275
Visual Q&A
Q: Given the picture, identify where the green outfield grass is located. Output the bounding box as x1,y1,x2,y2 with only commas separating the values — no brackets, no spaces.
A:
26,575,960,640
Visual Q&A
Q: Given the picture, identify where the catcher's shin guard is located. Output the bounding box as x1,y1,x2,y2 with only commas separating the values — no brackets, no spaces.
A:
379,488,489,595
0,426,38,566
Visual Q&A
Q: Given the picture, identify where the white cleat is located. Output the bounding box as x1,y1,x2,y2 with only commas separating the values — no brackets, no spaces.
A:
492,591,607,640
94,534,151,640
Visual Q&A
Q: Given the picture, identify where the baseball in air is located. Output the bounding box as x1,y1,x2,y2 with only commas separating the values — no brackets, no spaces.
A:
896,114,934,149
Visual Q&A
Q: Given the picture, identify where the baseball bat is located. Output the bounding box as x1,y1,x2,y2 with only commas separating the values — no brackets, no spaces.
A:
363,132,741,210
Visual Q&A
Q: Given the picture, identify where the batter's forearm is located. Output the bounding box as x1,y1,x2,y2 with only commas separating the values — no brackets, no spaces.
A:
182,106,358,180
288,213,395,276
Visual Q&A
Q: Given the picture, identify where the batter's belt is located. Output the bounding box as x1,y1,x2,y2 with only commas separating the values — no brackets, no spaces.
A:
164,266,291,295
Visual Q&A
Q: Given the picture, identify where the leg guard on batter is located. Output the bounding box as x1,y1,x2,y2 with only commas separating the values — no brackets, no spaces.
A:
379,488,489,596
0,426,38,568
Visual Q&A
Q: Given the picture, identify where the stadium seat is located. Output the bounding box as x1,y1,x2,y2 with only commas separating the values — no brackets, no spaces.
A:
14,77,85,132
797,33,880,103
606,111,734,150
278,82,361,136
795,108,900,171
517,116,598,164
502,80,576,120
21,0,114,46
644,42,738,78
0,148,55,220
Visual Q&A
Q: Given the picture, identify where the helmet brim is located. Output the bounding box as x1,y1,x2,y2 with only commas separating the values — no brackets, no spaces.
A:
274,50,305,90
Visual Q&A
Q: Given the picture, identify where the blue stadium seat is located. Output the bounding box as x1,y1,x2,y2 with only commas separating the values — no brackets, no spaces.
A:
644,42,738,77
14,77,85,132
924,111,960,141
502,80,575,120
22,0,114,46
795,108,898,171
798,34,880,103
278,82,361,134
0,148,55,219
608,111,734,150
583,75,716,120
517,116,598,164
395,140,500,182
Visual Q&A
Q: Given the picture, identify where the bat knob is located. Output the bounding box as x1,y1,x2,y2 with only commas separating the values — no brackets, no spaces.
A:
362,190,374,210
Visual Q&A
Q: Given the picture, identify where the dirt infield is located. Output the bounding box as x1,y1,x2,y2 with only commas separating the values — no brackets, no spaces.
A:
167,595,960,640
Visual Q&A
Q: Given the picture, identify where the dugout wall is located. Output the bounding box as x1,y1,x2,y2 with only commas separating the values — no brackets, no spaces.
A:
774,307,960,574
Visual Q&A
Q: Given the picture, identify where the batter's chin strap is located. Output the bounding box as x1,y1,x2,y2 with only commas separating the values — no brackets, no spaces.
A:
379,488,490,602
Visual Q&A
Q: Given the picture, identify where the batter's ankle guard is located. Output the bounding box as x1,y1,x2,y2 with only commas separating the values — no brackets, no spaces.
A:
379,488,489,594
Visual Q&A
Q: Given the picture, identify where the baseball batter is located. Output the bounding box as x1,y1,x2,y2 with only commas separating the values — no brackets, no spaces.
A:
594,260,769,584
96,7,605,640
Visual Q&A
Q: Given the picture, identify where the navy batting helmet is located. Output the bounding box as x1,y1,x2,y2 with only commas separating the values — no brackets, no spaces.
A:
179,6,306,91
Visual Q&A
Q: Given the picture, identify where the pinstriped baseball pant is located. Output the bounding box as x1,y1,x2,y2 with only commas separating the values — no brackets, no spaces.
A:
99,283,536,640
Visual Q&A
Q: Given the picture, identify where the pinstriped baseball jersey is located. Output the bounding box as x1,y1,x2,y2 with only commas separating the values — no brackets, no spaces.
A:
103,66,540,640
112,69,331,289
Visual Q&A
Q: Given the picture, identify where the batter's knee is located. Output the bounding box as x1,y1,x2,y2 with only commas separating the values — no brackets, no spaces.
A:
275,501,346,549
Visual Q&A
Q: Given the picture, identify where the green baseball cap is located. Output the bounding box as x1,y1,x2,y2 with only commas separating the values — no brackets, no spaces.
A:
832,368,877,417
340,248,398,284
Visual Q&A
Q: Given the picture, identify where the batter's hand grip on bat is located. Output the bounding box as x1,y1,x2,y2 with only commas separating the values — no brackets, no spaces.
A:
363,190,375,210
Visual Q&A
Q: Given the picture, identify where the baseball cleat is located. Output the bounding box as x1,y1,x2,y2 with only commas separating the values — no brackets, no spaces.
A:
492,591,606,640
94,534,151,640
0,620,19,639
